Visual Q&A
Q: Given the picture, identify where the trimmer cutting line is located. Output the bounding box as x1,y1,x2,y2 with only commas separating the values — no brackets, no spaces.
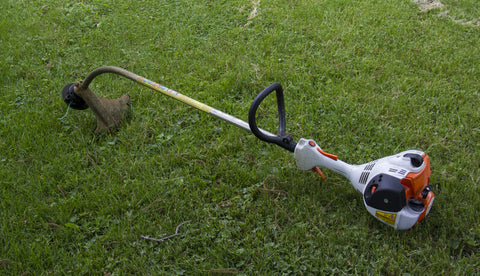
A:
62,66,434,230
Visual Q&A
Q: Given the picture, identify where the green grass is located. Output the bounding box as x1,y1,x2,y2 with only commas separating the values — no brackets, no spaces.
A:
1,0,479,274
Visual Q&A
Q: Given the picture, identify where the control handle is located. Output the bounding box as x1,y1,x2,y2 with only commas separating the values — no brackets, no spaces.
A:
248,83,296,152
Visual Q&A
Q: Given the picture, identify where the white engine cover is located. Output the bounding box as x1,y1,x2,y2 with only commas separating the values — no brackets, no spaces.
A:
294,138,434,230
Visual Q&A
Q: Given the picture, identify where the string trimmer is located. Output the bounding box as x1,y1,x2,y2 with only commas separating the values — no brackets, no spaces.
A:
61,66,434,230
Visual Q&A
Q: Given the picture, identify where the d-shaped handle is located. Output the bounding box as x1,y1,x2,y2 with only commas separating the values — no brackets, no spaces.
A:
248,83,296,152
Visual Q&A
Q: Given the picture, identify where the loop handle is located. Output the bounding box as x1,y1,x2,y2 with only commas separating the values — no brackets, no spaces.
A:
248,83,297,152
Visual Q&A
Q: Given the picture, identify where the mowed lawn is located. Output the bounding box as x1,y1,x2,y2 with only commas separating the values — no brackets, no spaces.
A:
1,0,479,274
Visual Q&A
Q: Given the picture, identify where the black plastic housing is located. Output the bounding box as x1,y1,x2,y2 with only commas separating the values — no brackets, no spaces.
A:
364,174,406,212
61,83,89,110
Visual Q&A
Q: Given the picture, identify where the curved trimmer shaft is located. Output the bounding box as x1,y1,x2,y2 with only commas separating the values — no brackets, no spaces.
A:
62,66,281,140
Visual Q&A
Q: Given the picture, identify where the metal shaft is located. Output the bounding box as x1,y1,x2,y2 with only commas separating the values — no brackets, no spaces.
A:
81,66,274,135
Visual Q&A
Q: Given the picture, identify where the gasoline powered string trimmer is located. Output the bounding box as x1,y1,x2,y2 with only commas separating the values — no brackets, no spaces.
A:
61,66,434,230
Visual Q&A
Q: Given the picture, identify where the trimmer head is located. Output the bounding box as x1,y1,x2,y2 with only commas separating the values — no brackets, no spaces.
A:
61,83,88,110
61,81,130,134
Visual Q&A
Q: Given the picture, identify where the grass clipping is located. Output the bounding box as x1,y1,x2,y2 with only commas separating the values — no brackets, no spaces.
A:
413,0,479,27
412,0,444,12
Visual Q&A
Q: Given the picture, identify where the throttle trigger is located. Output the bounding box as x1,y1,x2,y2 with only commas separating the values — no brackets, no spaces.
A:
312,167,326,180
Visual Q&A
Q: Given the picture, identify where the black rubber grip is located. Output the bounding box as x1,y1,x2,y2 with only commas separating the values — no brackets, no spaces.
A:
248,83,296,152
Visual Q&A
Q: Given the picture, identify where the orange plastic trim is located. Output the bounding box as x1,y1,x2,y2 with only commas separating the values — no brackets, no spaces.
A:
316,148,338,161
400,154,431,199
312,167,326,180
